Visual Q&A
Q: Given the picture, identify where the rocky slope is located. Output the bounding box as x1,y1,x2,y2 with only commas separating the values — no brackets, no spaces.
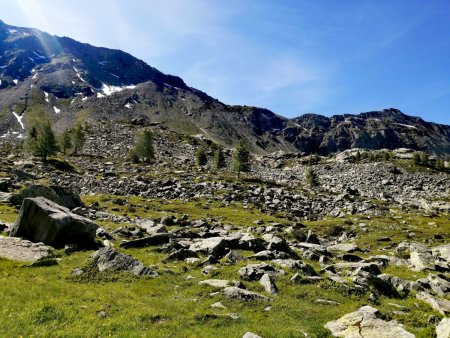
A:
0,20,450,155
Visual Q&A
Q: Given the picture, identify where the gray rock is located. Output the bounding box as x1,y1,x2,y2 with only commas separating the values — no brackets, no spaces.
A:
352,270,400,297
119,233,171,248
90,247,157,277
243,332,263,338
427,274,450,296
10,197,98,249
239,263,278,281
324,305,414,337
189,237,226,257
436,317,450,338
0,235,52,262
327,243,359,253
10,185,82,210
416,291,450,316
259,273,278,294
223,287,269,302
199,279,230,288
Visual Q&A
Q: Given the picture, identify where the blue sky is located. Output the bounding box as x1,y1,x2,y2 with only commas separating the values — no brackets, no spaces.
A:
2,0,450,124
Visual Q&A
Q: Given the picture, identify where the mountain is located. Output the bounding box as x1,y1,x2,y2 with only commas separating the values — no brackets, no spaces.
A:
0,20,449,155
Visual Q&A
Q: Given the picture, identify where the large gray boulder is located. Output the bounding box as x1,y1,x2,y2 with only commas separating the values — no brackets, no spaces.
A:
10,185,83,210
0,235,52,262
324,305,414,337
10,197,98,248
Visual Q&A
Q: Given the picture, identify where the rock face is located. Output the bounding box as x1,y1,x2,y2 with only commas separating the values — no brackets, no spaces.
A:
0,235,52,262
1,20,449,155
90,247,157,277
10,197,98,248
324,305,415,337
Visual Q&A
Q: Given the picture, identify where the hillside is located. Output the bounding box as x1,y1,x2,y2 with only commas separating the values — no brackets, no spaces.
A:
0,20,449,155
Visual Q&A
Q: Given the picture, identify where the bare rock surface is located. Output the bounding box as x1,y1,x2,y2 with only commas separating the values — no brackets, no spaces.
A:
10,197,98,248
0,235,52,262
324,305,415,337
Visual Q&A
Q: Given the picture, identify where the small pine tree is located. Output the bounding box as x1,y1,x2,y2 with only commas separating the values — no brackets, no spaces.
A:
232,140,250,178
355,151,361,163
27,121,59,161
369,153,376,162
382,151,390,161
412,152,420,165
436,159,445,170
213,146,225,170
421,152,428,166
130,129,155,163
195,146,207,166
306,167,317,187
72,124,86,155
59,129,72,155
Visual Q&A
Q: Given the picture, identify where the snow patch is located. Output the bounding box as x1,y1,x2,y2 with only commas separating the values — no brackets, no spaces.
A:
125,103,132,109
100,83,136,96
396,123,417,129
44,92,49,103
8,29,18,34
53,106,60,114
82,96,88,101
13,79,19,85
32,51,46,59
12,112,25,129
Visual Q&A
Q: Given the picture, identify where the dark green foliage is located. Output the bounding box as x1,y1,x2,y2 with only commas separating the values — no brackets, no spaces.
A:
355,151,361,163
382,151,390,161
306,167,317,187
59,129,72,155
420,152,428,166
213,146,225,170
195,146,207,166
232,140,250,178
27,121,59,161
130,129,155,163
412,152,420,165
72,124,86,155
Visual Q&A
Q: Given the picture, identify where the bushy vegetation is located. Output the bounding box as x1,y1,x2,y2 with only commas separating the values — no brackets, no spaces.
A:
232,140,250,178
129,129,155,163
27,121,59,161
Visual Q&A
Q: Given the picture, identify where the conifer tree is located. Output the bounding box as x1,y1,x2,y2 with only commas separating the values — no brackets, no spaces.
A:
232,140,250,178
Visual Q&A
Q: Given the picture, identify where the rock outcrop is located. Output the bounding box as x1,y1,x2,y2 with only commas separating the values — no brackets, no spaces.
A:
10,197,98,248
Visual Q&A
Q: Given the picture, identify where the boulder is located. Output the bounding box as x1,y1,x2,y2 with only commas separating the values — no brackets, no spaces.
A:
416,291,450,316
119,233,171,248
199,279,230,288
239,263,278,281
223,287,269,302
0,235,52,263
10,197,98,249
324,305,414,337
10,185,83,210
89,247,157,277
189,237,226,257
436,318,450,338
259,273,278,294
327,243,359,253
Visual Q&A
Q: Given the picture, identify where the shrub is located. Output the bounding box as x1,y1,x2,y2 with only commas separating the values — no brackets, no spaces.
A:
27,121,59,161
232,140,250,178
130,129,155,163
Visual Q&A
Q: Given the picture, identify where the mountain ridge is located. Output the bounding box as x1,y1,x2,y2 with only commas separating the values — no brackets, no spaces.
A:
0,20,449,155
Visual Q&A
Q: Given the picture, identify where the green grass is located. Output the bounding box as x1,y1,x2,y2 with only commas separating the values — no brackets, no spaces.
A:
0,195,446,337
